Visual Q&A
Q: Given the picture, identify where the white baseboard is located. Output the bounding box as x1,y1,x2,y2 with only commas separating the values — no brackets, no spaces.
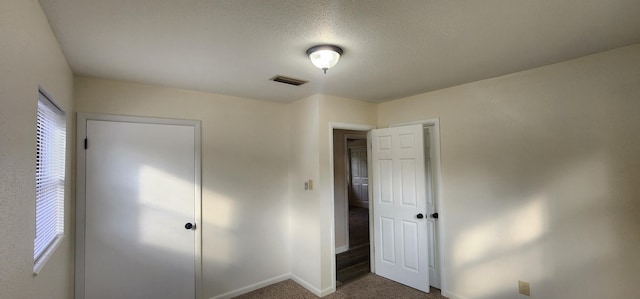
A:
442,289,468,299
319,285,335,297
209,273,291,299
209,273,335,299
335,245,348,254
290,273,323,297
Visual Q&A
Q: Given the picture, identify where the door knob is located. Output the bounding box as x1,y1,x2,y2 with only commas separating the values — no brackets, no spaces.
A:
185,222,195,230
416,213,424,219
431,213,439,219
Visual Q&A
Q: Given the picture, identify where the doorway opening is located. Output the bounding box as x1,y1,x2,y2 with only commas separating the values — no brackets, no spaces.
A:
333,130,370,285
329,119,446,295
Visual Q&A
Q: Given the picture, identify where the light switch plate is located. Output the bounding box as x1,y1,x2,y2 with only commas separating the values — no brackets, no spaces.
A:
518,280,530,296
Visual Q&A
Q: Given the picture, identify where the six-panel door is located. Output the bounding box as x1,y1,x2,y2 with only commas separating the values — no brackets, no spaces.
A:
371,124,430,292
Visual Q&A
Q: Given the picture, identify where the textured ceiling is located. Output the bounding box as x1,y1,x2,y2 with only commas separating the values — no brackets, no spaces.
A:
39,0,640,103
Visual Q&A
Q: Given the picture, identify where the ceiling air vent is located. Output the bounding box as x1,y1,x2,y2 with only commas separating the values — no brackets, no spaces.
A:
270,75,308,86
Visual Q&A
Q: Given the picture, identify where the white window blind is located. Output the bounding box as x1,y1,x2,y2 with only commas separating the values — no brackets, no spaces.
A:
34,90,66,267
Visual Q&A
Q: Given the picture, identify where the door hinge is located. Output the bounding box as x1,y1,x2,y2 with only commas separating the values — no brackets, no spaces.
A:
84,138,88,149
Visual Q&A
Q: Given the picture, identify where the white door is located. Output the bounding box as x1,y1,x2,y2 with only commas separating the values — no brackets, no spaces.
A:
77,115,200,299
371,124,429,292
349,145,369,208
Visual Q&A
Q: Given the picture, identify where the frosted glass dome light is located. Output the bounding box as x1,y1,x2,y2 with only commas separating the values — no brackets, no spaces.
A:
306,45,343,74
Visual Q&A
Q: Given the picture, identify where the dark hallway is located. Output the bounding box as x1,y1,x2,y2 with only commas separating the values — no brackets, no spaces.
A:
336,206,370,285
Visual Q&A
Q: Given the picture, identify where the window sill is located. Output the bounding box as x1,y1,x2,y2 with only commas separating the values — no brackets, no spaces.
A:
33,234,65,276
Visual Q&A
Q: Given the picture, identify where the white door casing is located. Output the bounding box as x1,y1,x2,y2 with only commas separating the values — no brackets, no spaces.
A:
371,124,430,292
75,114,201,299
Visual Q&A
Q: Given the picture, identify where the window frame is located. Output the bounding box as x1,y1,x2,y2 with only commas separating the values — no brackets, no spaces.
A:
33,88,66,275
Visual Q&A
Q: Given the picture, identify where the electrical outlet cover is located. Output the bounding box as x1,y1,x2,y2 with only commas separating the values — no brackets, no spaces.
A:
518,280,530,296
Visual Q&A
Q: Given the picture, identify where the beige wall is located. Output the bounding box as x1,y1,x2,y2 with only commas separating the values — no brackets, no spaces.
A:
74,77,291,298
378,44,640,299
287,95,322,291
0,0,75,298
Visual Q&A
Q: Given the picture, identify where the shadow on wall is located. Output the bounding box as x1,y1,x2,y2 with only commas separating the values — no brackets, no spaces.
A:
83,137,290,298
444,98,640,298
450,152,617,298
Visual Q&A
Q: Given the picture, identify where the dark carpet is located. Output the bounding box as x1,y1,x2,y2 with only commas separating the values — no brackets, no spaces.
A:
336,206,370,284
347,206,369,247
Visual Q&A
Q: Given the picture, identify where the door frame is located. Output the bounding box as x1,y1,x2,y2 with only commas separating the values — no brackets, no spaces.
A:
75,113,203,299
336,133,368,254
329,123,375,293
390,118,446,293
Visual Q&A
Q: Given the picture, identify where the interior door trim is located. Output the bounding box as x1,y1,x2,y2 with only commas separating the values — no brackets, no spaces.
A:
75,113,202,299
328,122,375,295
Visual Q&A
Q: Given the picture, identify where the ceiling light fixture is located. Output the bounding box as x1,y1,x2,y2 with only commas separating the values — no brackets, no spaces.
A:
306,45,343,74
